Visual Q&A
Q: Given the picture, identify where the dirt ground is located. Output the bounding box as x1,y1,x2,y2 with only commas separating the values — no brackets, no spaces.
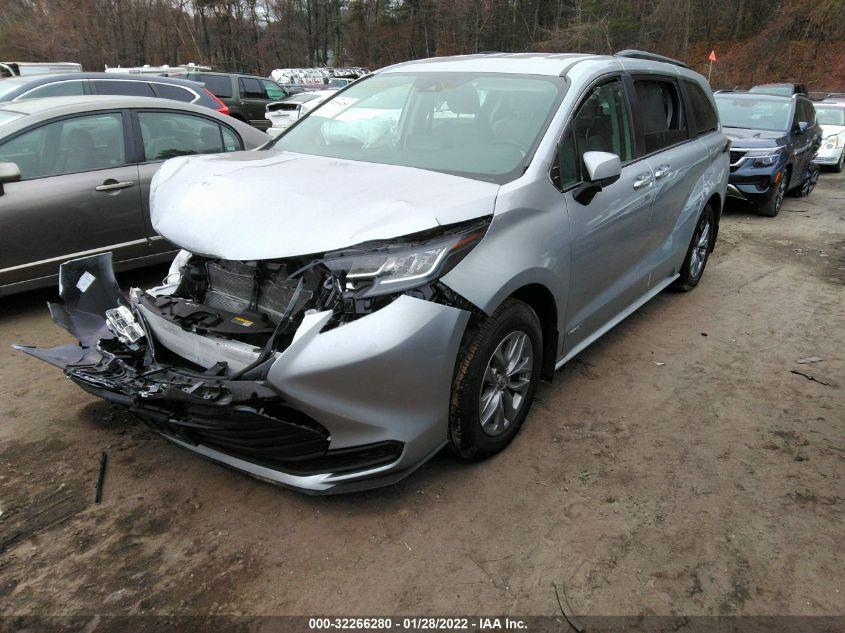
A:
0,173,843,620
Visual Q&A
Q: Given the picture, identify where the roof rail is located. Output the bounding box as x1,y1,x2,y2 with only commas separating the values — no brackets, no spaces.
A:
614,49,690,69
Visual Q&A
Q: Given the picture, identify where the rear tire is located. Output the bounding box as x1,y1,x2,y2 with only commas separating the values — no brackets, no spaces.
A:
449,299,542,460
672,204,715,292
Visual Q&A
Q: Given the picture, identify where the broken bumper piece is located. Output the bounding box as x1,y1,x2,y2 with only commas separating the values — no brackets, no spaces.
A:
14,253,470,494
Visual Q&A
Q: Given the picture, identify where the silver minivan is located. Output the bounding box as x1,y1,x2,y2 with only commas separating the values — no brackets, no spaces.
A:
17,51,729,494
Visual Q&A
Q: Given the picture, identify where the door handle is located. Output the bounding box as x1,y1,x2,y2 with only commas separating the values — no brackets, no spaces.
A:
632,173,653,190
654,165,671,180
95,180,135,192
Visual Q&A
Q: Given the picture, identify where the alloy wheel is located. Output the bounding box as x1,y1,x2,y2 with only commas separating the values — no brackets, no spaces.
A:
689,217,710,279
478,331,534,437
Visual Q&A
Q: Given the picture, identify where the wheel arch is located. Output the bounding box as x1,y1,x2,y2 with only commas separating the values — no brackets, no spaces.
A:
705,191,722,251
507,283,558,381
782,161,794,189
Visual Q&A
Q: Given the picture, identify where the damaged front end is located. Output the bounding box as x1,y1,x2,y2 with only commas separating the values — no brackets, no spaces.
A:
15,221,486,493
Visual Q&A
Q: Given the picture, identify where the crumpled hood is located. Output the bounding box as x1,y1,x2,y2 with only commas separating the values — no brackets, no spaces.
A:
723,127,786,149
150,150,499,260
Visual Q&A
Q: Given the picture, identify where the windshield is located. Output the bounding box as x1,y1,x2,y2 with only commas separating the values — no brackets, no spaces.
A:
749,85,794,97
271,72,565,183
815,106,845,126
715,96,792,132
0,77,29,100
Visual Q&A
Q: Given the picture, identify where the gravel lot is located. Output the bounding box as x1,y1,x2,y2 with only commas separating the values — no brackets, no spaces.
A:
1,173,843,619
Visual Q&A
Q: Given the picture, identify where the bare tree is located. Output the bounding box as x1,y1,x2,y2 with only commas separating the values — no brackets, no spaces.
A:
0,0,841,89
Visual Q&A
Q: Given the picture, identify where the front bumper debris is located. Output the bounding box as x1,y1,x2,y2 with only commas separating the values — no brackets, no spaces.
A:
14,253,470,494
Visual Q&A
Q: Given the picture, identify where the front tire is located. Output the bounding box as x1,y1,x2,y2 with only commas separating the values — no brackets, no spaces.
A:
759,169,788,217
833,152,843,173
449,299,542,460
672,204,715,292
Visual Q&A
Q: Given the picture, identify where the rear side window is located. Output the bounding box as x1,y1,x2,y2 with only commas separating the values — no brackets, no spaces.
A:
21,80,85,100
633,79,688,153
222,126,241,152
192,74,232,99
683,80,718,137
153,83,196,103
93,80,155,97
239,77,265,99
0,113,125,179
262,79,286,101
138,111,241,161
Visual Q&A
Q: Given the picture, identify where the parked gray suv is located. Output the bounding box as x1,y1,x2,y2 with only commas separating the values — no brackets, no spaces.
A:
0,72,227,114
17,51,729,494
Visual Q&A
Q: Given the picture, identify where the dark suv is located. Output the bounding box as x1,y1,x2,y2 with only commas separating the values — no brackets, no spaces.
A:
182,72,287,129
0,72,227,114
714,92,821,216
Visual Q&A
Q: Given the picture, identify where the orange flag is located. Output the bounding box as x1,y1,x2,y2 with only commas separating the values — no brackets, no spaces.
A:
708,50,717,62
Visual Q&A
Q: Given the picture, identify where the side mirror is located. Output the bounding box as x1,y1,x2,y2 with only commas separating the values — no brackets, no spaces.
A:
794,121,809,134
584,151,621,185
0,162,21,196
574,151,621,205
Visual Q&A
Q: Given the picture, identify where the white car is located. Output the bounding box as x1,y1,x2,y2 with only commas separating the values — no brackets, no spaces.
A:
264,90,337,137
814,102,845,172
0,61,81,78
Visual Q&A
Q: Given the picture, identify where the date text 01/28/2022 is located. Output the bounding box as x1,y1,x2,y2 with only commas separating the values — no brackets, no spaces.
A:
307,617,528,630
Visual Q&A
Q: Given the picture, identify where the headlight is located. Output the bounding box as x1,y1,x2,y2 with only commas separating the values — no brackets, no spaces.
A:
324,218,491,298
744,148,782,167
824,134,841,149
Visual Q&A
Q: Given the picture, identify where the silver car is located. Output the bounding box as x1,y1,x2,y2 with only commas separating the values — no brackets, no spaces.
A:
16,51,729,494
0,96,268,295
264,90,337,137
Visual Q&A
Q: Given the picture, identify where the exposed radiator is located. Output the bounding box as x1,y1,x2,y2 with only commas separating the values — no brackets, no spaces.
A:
204,260,311,322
